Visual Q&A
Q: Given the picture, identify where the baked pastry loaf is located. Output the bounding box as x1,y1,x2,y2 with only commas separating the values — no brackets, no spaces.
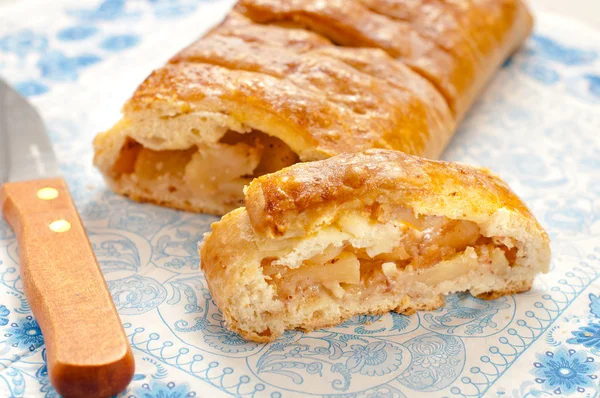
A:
93,0,533,215
200,150,551,342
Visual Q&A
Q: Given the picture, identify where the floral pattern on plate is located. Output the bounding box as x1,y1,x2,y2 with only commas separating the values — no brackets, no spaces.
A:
0,1,599,397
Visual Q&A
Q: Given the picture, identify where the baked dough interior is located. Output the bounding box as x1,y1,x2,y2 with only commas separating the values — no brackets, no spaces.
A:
110,129,299,210
251,205,524,335
200,149,550,342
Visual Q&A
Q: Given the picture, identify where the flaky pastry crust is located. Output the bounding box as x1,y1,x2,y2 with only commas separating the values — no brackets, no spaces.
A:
93,0,532,215
201,150,551,342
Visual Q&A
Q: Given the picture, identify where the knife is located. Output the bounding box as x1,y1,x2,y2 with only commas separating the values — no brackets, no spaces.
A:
0,79,134,397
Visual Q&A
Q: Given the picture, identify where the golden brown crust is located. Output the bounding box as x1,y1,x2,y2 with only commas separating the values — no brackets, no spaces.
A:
236,0,466,114
94,0,533,215
245,149,536,237
356,0,499,62
182,17,456,157
127,61,430,159
301,46,456,158
235,0,532,118
201,150,551,342
171,35,443,157
207,9,452,146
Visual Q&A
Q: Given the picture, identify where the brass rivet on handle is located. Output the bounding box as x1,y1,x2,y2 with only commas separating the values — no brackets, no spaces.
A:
37,187,59,200
49,219,71,233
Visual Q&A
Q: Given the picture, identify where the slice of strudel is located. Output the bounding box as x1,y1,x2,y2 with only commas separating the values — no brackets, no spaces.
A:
200,149,551,342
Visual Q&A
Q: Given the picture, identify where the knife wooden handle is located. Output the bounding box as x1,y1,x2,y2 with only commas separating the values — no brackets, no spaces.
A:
0,177,134,398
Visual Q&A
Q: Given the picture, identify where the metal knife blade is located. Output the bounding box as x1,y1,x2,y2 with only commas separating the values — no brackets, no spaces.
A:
0,78,60,184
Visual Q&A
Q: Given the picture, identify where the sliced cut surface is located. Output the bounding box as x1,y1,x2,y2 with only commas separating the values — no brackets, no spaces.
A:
200,149,551,342
261,210,514,301
100,129,299,214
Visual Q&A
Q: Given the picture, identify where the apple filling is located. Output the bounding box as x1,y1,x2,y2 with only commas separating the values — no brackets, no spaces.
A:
261,210,520,302
110,130,299,208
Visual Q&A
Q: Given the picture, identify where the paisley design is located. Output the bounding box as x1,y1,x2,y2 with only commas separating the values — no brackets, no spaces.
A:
397,332,465,391
158,275,262,355
248,333,409,394
0,3,599,397
152,216,217,273
108,202,181,238
344,341,402,376
107,275,167,315
421,293,515,337
203,326,257,354
331,312,420,336
87,229,151,273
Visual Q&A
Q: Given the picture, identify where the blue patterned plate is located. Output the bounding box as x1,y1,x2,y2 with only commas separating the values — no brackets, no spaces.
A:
0,2,599,397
